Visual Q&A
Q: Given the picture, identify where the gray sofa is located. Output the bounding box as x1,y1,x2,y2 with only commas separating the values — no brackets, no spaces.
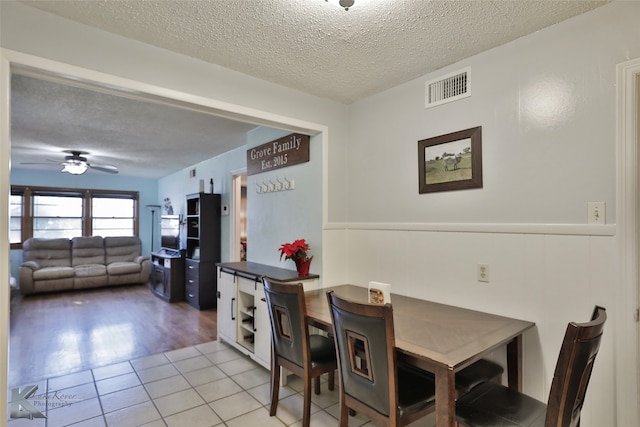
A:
19,236,151,295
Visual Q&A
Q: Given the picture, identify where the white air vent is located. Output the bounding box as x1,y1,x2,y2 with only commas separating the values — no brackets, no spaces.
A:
425,67,471,108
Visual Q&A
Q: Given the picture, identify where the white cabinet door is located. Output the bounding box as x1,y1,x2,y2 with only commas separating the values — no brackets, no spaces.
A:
217,268,237,343
253,282,271,368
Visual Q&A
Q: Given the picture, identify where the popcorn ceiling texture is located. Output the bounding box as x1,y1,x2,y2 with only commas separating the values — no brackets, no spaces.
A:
8,0,610,178
19,0,609,104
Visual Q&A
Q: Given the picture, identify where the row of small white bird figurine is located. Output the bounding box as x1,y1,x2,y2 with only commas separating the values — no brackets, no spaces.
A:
256,176,295,193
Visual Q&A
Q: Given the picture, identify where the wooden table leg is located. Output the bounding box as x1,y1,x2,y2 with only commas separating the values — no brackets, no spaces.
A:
506,335,523,391
434,365,456,427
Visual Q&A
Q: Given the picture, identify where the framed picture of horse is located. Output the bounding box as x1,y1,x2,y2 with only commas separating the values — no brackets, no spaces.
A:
418,126,483,194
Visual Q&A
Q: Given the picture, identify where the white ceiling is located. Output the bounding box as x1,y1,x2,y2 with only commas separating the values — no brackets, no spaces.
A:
10,0,611,179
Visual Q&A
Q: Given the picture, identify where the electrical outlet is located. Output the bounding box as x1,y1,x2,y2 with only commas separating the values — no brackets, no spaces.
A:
588,202,605,224
477,263,490,283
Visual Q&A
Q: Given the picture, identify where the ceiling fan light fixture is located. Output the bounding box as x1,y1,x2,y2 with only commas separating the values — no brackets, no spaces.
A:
340,0,354,10
62,161,88,175
326,0,354,11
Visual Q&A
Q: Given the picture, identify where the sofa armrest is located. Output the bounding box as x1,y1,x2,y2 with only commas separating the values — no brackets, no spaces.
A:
20,260,41,271
19,263,39,295
135,255,150,264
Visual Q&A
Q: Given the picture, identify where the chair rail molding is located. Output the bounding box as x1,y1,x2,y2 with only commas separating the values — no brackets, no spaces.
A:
325,221,615,236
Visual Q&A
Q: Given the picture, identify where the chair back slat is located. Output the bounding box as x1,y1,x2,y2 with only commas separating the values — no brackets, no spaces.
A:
327,291,397,418
263,279,309,369
545,306,607,427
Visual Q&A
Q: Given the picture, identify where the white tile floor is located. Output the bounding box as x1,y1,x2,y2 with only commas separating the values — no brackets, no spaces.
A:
7,340,436,427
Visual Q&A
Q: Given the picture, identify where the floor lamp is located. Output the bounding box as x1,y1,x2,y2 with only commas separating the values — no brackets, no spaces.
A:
146,204,161,253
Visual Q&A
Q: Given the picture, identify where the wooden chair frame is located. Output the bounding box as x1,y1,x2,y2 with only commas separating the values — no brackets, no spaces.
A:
327,291,436,427
262,278,336,427
456,306,607,427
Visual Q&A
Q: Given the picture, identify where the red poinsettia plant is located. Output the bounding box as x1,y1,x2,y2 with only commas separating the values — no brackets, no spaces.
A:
279,239,311,262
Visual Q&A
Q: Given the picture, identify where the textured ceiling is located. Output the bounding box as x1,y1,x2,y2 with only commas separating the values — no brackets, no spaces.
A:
18,0,610,104
10,0,611,178
11,74,257,178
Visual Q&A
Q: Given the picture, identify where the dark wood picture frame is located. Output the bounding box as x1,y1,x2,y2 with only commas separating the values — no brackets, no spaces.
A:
418,126,483,194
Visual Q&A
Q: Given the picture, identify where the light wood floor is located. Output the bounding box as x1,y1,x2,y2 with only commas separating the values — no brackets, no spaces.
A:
8,284,217,387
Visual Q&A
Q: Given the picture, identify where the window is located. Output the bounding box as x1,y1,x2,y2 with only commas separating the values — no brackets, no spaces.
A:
10,185,139,248
9,191,23,244
92,196,135,237
33,193,83,239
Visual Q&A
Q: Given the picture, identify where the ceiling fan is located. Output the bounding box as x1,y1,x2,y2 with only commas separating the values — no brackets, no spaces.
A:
21,150,119,175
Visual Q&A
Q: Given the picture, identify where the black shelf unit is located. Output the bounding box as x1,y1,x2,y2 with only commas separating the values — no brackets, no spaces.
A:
185,192,221,309
150,248,185,303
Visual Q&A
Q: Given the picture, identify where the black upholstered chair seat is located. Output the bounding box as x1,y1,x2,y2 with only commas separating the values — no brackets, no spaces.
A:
396,361,436,418
456,381,546,427
455,359,505,394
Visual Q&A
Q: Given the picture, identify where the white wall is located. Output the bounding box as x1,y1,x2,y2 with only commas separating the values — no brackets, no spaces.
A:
343,2,639,426
246,128,324,273
158,127,324,275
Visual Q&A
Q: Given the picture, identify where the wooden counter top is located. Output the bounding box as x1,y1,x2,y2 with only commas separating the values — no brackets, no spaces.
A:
217,261,319,282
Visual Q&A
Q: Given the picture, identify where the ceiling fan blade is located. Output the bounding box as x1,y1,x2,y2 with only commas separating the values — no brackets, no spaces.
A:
21,150,119,174
20,162,55,165
20,159,62,165
88,163,119,174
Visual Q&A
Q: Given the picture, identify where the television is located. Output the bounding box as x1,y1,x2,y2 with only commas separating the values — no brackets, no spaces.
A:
160,214,181,250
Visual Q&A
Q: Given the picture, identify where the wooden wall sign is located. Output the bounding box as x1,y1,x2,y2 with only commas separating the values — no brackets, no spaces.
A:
247,133,310,176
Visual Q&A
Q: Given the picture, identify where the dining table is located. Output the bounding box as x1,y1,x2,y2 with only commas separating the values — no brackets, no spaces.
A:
304,284,536,427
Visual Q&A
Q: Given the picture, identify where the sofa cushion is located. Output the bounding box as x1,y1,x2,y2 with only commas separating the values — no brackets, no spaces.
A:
22,238,72,268
74,264,107,277
32,266,75,280
104,237,142,264
72,236,105,266
107,262,141,276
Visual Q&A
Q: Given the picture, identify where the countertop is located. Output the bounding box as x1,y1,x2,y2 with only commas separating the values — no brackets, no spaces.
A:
217,261,319,282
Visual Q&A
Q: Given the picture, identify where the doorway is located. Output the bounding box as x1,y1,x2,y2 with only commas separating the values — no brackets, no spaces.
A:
0,50,327,422
231,170,247,262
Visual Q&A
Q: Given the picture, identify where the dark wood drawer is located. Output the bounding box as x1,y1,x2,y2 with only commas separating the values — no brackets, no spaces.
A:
185,272,199,287
186,259,199,276
185,284,199,305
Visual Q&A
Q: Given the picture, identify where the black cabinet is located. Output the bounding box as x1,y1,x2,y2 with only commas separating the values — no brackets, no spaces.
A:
185,192,221,309
150,249,185,302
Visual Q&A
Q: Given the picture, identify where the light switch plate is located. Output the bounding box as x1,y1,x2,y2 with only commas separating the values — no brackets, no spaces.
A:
588,202,605,224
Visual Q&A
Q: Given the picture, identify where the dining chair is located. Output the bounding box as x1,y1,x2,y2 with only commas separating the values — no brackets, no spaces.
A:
326,290,437,427
262,278,337,427
456,305,607,427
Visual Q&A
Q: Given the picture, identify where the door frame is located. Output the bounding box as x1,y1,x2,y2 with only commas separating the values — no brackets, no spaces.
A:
616,56,640,426
230,168,247,262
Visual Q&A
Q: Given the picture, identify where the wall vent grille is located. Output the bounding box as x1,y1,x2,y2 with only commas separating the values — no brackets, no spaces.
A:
189,168,197,178
425,67,471,108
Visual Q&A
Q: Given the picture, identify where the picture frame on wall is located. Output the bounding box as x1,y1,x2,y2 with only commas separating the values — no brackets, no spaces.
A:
418,126,483,194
